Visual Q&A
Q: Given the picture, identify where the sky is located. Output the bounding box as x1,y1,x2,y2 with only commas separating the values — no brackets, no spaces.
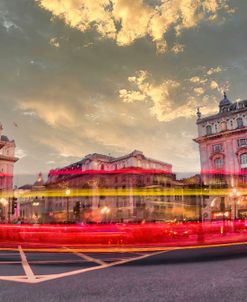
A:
0,0,247,185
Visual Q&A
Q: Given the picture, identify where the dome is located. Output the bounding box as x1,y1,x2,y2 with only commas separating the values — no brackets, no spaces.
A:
219,92,231,108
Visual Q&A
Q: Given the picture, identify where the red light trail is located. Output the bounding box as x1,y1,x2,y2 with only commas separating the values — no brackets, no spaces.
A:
1,221,247,250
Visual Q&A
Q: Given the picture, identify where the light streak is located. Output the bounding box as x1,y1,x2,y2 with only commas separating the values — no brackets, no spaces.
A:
1,221,247,249
1,188,246,199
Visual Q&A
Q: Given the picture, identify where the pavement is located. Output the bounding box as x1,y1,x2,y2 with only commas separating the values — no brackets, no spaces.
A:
1,243,247,302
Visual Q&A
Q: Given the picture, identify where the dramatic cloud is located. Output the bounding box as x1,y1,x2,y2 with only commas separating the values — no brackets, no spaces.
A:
1,0,246,182
119,68,227,122
37,0,233,53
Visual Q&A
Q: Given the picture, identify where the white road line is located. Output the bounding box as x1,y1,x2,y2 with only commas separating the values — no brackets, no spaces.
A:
18,246,36,283
0,249,171,284
32,250,171,284
64,248,107,266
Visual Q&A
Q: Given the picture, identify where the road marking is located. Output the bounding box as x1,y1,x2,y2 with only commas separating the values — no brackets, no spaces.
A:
18,246,36,283
31,249,170,284
2,240,247,285
0,249,170,284
64,248,107,266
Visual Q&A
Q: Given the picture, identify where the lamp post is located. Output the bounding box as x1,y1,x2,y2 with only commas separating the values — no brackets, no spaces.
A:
101,206,110,223
0,198,8,222
32,197,40,223
229,188,241,233
229,188,241,220
65,189,71,223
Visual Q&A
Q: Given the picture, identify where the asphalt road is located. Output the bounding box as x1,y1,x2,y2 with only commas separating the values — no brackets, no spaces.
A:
1,244,247,302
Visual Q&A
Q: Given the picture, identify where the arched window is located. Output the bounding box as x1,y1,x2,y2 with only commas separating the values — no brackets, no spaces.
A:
214,158,224,169
100,164,105,170
206,125,212,135
240,153,247,168
237,117,244,128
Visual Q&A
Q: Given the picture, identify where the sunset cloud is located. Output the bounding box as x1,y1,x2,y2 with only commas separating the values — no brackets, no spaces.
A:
37,0,233,53
1,0,245,181
120,71,193,122
119,68,229,122
207,66,222,75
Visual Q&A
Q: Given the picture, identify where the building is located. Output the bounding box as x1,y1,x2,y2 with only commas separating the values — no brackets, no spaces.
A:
0,122,19,222
194,93,247,220
194,93,247,187
18,173,46,224
19,150,200,223
0,123,18,190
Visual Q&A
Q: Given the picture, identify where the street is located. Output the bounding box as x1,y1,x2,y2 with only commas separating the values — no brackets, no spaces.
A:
1,244,247,302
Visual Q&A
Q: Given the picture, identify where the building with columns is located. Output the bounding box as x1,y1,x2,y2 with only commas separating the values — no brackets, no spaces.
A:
194,93,247,187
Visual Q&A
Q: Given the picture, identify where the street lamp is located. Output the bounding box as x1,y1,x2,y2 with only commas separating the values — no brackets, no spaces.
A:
229,188,241,220
0,198,8,222
0,198,8,207
101,206,110,223
65,189,71,223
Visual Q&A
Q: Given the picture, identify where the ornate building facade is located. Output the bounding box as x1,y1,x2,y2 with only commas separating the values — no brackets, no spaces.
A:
194,93,247,187
0,123,18,190
0,123,19,222
194,93,247,220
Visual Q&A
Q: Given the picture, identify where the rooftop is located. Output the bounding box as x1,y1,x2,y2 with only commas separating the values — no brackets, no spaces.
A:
197,95,247,124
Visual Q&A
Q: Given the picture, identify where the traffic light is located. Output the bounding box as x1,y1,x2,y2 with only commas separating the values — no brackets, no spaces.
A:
73,201,81,217
12,197,18,215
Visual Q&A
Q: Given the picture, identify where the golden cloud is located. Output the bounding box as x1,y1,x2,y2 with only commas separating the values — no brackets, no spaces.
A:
37,0,233,53
119,69,228,122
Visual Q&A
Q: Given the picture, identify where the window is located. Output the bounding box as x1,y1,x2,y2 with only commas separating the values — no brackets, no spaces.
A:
220,121,227,131
237,117,244,128
238,139,247,147
214,158,224,169
240,153,247,168
206,125,212,135
213,144,223,153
